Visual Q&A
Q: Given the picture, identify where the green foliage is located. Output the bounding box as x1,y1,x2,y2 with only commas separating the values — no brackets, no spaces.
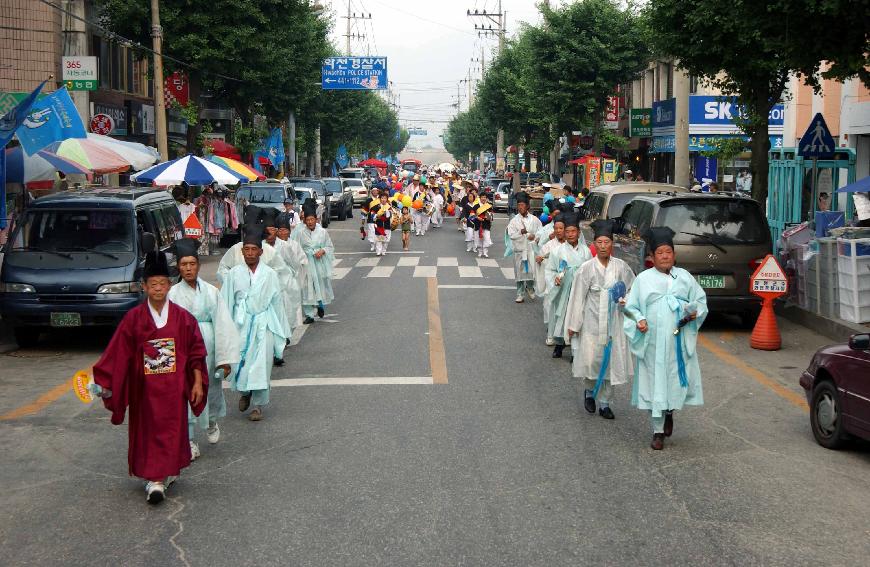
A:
598,129,630,151
647,0,870,203
231,120,269,159
444,104,497,159
701,137,747,163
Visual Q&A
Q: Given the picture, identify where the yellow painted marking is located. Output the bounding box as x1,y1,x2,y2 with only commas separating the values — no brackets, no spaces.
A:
427,277,448,384
0,365,94,420
697,335,807,411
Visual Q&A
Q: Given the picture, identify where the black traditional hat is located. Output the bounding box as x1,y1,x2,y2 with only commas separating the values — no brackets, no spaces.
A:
302,199,319,219
143,251,171,279
172,238,200,261
261,207,278,228
590,219,614,240
643,227,676,252
515,192,530,205
242,222,264,246
275,212,292,230
560,211,580,228
243,205,265,225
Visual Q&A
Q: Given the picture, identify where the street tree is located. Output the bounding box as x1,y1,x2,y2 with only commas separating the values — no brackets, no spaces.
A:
444,104,497,161
648,0,870,204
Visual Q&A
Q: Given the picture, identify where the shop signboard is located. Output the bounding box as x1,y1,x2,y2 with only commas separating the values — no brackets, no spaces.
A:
694,155,717,182
164,71,189,108
129,101,155,135
688,95,784,137
92,103,127,136
604,96,620,130
62,56,98,91
651,98,676,153
689,134,783,152
629,107,652,137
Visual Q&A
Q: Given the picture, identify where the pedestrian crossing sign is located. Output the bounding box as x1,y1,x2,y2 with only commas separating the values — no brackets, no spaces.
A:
798,113,835,159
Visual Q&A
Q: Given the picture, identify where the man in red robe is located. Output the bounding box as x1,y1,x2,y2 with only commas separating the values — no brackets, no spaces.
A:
93,249,208,504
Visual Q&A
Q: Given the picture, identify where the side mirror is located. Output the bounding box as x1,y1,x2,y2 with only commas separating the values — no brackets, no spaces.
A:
848,333,870,351
140,232,156,256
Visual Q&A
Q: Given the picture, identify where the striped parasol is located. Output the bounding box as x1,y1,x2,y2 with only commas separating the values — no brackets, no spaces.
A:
39,138,131,174
131,154,248,186
207,155,265,181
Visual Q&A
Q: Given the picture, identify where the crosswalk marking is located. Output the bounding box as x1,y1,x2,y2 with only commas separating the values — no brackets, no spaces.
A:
437,257,458,266
476,257,498,267
397,256,420,267
356,257,380,267
501,267,515,280
413,266,437,278
365,266,395,278
458,266,483,278
333,267,352,280
333,258,343,267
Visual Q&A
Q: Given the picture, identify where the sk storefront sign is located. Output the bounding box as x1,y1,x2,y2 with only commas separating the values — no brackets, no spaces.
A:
322,57,388,90
92,103,127,136
688,95,784,139
62,56,98,91
629,108,652,137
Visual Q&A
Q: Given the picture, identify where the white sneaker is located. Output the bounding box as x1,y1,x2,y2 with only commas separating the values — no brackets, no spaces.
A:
207,422,220,444
145,481,165,504
515,296,524,303
190,441,200,461
546,336,555,346
527,288,536,300
483,251,489,258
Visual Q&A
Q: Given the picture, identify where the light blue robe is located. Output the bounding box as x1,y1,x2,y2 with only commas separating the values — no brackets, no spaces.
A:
545,242,591,341
623,267,708,417
169,278,240,427
220,263,289,404
290,224,335,308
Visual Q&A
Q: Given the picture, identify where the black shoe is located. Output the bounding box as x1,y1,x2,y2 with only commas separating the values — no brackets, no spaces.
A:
303,316,314,324
584,394,596,414
316,305,325,318
273,357,284,367
551,345,563,358
664,412,674,437
651,433,664,450
599,406,615,419
238,393,252,413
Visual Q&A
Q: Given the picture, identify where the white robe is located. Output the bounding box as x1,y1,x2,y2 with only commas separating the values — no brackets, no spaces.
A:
545,241,592,340
290,224,335,307
537,237,564,324
273,237,308,332
507,213,543,282
566,256,636,386
220,264,289,394
168,278,241,425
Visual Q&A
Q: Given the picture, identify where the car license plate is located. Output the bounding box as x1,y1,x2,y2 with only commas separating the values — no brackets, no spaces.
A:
696,275,725,289
50,312,81,327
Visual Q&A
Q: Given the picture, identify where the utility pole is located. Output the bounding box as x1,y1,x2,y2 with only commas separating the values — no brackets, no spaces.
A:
343,3,371,56
467,1,505,173
150,0,168,160
674,64,691,187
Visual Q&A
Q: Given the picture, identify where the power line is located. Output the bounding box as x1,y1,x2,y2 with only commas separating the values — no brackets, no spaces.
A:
37,0,243,82
367,0,477,35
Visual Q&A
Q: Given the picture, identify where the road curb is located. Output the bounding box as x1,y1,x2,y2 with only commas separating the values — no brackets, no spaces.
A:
775,303,869,343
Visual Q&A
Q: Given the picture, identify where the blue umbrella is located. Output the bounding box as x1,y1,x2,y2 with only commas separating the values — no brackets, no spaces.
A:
835,176,870,194
132,154,248,186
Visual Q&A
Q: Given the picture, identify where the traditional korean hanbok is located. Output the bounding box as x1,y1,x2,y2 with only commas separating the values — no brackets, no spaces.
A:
506,198,543,299
290,221,335,319
545,239,591,351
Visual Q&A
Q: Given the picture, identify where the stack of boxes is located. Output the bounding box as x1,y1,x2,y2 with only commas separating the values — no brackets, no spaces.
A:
837,238,870,324
805,238,840,318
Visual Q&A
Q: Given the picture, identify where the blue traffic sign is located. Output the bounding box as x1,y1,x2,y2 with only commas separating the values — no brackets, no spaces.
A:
798,113,835,159
321,57,388,90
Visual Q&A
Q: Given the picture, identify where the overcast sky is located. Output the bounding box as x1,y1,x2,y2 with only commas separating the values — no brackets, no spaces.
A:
324,0,545,149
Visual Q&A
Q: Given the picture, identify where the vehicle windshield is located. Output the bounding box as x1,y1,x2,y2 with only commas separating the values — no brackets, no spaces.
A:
295,188,316,202
402,163,418,173
605,193,643,218
237,186,286,204
292,181,324,196
12,209,134,253
659,200,769,245
324,179,342,194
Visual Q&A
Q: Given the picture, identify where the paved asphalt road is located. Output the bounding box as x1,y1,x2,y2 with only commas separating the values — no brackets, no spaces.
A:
1,212,869,566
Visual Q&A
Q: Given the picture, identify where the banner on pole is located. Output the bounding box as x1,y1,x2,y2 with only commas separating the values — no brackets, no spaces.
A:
15,87,86,155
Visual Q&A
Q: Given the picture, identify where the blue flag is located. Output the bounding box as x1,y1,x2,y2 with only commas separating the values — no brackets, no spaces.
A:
336,145,349,169
0,81,46,149
264,127,284,170
15,87,86,155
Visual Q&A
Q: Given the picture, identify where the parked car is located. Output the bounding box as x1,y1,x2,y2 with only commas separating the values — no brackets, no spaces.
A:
579,182,688,241
345,178,370,207
800,333,870,448
612,192,772,324
0,187,181,347
289,178,330,228
235,181,294,225
481,177,507,197
338,167,371,190
493,181,512,212
323,177,353,221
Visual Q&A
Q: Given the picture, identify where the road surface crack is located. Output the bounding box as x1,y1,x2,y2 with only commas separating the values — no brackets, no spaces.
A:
168,496,191,567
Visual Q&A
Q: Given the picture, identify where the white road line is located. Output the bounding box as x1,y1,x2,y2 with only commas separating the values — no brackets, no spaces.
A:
476,257,499,267
438,285,515,290
397,256,420,267
356,257,380,267
271,376,434,386
501,267,514,280
437,257,458,266
332,258,343,267
333,267,352,280
458,265,483,278
413,265,438,278
335,251,424,255
365,265,395,278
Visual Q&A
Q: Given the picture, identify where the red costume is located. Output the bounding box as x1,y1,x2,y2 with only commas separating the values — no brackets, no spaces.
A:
94,302,208,481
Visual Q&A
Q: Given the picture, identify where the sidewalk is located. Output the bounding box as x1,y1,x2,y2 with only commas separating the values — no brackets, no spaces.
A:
776,301,869,342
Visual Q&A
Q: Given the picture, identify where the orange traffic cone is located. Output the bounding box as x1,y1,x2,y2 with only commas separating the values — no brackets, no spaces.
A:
750,297,781,350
